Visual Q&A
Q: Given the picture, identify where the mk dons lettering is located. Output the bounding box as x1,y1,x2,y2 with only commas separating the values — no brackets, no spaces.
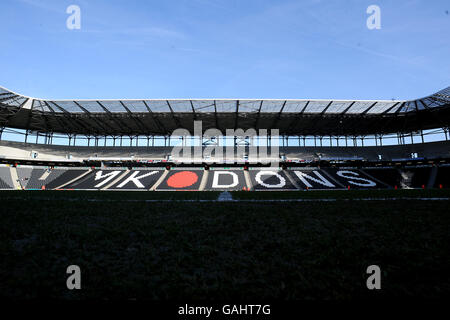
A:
255,171,286,188
92,170,162,189
70,169,378,190
336,170,377,187
94,170,121,188
212,171,239,188
293,170,335,188
116,171,159,188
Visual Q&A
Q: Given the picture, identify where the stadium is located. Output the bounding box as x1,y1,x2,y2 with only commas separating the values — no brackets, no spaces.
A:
1,83,450,303
1,1,449,312
1,85,450,192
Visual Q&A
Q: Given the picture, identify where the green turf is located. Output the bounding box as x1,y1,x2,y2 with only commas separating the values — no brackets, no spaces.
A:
0,191,449,300
1,188,450,201
232,188,450,200
0,190,221,201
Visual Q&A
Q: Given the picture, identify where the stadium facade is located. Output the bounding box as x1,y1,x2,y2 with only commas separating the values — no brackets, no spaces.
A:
0,85,449,191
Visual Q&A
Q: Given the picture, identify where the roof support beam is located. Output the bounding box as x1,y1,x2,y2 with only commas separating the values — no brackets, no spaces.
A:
0,98,30,127
119,101,152,134
166,100,182,129
142,100,167,135
0,92,15,97
270,100,287,129
308,101,335,135
234,100,240,130
394,102,407,115
286,101,310,134
43,101,79,134
418,99,446,131
254,100,264,131
319,101,334,115
381,102,400,114
96,101,134,134
340,101,356,115
428,96,450,105
361,102,378,115
190,100,197,120
49,101,95,134
73,101,111,135
0,94,18,103
372,102,405,135
213,100,219,129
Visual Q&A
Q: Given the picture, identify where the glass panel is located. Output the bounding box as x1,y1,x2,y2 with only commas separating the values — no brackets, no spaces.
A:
145,100,171,112
51,101,84,113
33,100,53,112
282,101,308,113
401,102,416,113
215,100,237,113
192,100,215,113
303,101,330,113
239,100,261,112
422,97,440,108
3,96,26,107
345,101,374,114
436,87,450,96
386,103,404,113
416,100,426,111
121,100,149,113
260,101,283,112
325,101,353,114
166,100,193,112
98,100,127,113
76,101,105,113
366,102,397,114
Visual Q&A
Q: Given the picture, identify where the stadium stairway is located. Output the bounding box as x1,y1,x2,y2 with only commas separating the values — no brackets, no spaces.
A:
150,170,170,191
52,169,92,189
243,170,253,190
0,166,15,189
9,166,21,189
198,170,208,191
360,169,391,189
102,170,130,190
427,166,438,189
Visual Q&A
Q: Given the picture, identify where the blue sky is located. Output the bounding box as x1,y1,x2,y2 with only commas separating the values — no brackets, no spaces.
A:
1,0,449,100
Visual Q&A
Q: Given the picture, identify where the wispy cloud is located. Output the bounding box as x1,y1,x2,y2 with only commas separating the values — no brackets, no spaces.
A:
331,39,449,78
15,0,61,13
16,0,186,41
80,26,186,39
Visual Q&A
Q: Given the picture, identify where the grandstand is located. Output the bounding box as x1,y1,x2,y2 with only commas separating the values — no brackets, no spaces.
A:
2,84,450,302
1,85,450,191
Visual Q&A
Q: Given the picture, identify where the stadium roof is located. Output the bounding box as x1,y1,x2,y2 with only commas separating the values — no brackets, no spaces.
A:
1,86,449,136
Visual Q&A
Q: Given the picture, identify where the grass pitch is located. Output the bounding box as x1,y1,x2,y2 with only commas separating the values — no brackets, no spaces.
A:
0,190,449,300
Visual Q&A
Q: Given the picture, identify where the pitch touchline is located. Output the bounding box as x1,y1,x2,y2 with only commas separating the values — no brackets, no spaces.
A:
3,197,450,202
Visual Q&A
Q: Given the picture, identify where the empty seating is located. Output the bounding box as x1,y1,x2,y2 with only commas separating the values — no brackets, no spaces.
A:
2,140,450,163
0,166,13,189
434,166,450,188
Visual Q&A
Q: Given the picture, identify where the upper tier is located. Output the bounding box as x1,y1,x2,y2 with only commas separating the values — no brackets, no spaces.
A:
1,86,449,136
